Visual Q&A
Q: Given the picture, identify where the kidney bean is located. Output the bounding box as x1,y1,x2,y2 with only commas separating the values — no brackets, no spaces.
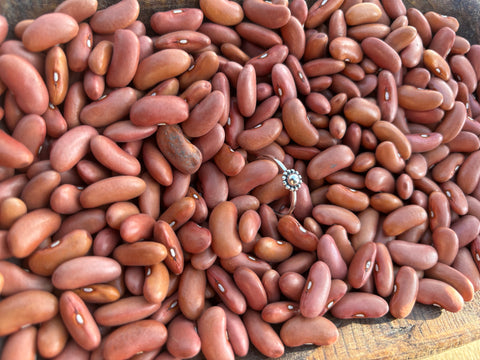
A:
347,242,376,289
53,208,106,241
261,301,299,324
150,220,183,274
197,306,235,360
425,263,475,302
142,262,169,304
89,0,139,34
54,0,97,22
312,204,361,234
94,296,161,328
21,170,54,210
7,208,61,258
52,256,121,290
1,325,37,360
150,8,201,35
0,260,52,296
242,309,284,358
79,175,145,208
165,315,201,359
102,320,167,360
36,315,68,358
416,278,464,312
27,229,92,276
207,264,247,314
387,240,438,271
280,315,338,347
452,247,480,292
0,197,26,229
382,204,428,237
298,261,331,318
88,40,113,76
22,13,78,52
331,292,389,319
233,266,268,311
156,124,203,175
58,291,101,351
316,234,348,279
0,54,48,115
0,290,58,336
73,283,121,303
388,266,419,319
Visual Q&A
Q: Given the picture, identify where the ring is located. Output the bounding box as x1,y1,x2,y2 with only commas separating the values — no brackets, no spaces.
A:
262,155,302,216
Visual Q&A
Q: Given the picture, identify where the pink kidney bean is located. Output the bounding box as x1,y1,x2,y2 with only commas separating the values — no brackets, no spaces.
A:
330,292,389,319
102,320,167,360
280,315,338,347
59,291,101,351
0,290,58,336
417,278,464,312
233,266,268,311
52,256,122,290
197,306,235,360
300,261,331,318
22,13,79,52
0,54,49,115
387,240,438,271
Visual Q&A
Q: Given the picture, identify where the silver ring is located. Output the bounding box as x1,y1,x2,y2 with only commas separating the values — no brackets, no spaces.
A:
262,155,302,216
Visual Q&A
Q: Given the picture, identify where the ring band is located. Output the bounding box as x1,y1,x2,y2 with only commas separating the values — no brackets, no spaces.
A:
262,155,302,216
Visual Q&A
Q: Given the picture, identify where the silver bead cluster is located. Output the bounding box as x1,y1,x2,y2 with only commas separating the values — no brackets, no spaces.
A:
282,169,302,192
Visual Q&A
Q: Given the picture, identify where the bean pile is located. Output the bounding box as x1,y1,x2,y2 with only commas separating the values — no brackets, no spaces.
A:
0,0,480,358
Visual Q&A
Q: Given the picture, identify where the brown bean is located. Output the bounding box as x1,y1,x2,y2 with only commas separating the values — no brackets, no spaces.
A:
0,54,49,115
0,197,27,229
348,242,377,289
27,229,92,276
382,205,428,236
280,315,338,347
317,234,348,279
52,256,122,290
243,309,284,358
178,264,206,320
197,306,235,360
389,266,419,319
417,278,464,312
425,263,475,302
113,241,167,266
166,315,201,359
156,124,203,175
143,262,170,304
102,320,167,360
312,204,361,234
22,13,79,52
153,220,184,275
0,290,58,336
234,266,268,311
89,0,139,34
37,315,69,359
330,292,389,319
7,208,61,258
94,296,161,327
59,290,101,351
387,240,438,270
55,0,98,22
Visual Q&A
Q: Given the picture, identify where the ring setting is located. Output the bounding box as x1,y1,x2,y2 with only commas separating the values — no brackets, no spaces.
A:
262,156,303,216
